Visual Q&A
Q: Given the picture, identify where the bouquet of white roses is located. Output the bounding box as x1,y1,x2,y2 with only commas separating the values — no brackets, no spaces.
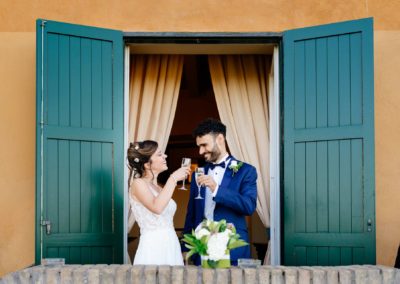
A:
182,219,248,268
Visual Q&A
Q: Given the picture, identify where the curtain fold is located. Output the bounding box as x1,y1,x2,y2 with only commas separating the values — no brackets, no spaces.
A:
128,54,184,152
208,55,271,264
127,54,184,233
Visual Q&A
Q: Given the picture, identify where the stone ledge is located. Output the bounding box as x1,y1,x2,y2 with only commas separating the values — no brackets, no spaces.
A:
1,264,399,283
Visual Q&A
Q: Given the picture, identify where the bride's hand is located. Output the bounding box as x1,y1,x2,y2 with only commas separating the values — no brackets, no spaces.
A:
171,166,191,182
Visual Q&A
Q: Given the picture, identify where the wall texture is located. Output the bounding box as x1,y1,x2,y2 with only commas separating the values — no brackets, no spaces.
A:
1,264,400,283
1,0,400,277
0,0,399,32
0,32,36,277
374,31,400,267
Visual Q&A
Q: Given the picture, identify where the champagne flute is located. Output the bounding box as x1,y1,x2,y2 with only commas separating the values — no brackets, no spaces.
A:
195,167,205,199
179,158,191,190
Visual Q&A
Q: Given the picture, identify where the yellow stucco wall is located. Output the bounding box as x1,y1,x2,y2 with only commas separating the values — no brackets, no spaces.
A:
375,31,400,267
0,0,399,32
0,32,36,276
1,0,400,277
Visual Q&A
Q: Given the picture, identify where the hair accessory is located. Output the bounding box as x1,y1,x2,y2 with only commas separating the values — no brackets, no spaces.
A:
134,158,139,163
134,144,139,150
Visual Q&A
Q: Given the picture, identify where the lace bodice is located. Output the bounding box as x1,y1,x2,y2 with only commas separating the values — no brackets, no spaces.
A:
129,185,177,235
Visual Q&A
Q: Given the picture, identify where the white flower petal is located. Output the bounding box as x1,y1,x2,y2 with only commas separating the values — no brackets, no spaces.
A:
207,233,230,261
195,228,210,239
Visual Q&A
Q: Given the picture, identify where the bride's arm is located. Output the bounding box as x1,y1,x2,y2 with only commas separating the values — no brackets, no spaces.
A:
130,167,189,215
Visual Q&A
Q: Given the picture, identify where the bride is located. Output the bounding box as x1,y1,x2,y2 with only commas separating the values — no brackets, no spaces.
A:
127,140,190,265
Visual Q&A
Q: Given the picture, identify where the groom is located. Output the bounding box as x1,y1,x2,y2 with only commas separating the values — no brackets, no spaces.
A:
182,118,258,265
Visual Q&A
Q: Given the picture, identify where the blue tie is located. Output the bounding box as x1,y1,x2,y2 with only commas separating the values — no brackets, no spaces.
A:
209,161,226,170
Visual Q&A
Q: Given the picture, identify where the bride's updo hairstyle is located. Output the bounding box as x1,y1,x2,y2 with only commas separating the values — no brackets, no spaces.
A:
127,140,158,186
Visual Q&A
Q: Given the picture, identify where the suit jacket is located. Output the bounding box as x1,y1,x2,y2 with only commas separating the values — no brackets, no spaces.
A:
182,156,258,265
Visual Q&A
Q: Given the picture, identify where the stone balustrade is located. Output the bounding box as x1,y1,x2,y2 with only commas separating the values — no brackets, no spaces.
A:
1,264,399,283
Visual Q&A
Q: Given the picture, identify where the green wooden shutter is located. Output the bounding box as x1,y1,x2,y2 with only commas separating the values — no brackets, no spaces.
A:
35,19,124,264
283,18,375,265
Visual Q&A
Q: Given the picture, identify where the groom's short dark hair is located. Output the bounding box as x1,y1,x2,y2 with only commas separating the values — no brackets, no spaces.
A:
193,118,226,138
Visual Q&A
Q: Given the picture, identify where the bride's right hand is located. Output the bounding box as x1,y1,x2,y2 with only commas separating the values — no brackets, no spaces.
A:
172,166,191,182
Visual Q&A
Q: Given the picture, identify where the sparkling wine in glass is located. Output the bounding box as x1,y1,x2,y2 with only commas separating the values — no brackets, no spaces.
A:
179,158,191,190
195,167,205,199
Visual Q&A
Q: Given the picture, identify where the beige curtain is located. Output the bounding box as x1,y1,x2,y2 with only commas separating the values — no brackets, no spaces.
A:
128,54,184,152
127,54,183,233
208,55,271,264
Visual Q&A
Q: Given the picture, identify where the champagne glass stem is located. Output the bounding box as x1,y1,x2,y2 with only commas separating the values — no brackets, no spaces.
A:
195,185,203,199
178,173,187,190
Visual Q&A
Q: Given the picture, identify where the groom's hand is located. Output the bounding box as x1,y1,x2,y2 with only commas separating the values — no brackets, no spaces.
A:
197,175,217,192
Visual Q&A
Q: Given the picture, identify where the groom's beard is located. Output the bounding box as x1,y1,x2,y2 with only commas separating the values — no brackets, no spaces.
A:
204,143,221,163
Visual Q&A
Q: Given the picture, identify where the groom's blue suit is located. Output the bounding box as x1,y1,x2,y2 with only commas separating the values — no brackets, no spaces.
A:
182,156,258,265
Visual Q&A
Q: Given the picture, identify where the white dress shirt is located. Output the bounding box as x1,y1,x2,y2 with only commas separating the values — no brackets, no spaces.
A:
204,154,230,220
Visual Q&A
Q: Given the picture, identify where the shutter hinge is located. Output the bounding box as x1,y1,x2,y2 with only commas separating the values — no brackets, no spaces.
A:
40,220,51,234
40,20,47,28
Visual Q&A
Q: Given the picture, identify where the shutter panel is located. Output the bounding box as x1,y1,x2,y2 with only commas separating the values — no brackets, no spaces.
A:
36,19,124,264
283,18,375,265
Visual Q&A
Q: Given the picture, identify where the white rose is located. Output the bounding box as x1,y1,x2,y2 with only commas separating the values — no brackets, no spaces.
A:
195,228,210,239
230,161,238,168
207,233,229,261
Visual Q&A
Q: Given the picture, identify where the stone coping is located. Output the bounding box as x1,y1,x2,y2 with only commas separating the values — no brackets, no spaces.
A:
1,264,399,283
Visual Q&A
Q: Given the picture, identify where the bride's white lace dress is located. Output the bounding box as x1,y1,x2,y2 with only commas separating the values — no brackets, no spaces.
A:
129,185,184,265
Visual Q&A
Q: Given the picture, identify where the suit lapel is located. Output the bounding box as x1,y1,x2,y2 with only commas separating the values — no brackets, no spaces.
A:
220,156,236,189
197,193,205,223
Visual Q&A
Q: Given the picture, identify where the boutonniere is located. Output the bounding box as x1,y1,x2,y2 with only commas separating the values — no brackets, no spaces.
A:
228,160,243,177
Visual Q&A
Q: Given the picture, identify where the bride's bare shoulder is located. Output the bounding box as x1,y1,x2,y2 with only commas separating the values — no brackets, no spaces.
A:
130,178,147,194
131,178,148,190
